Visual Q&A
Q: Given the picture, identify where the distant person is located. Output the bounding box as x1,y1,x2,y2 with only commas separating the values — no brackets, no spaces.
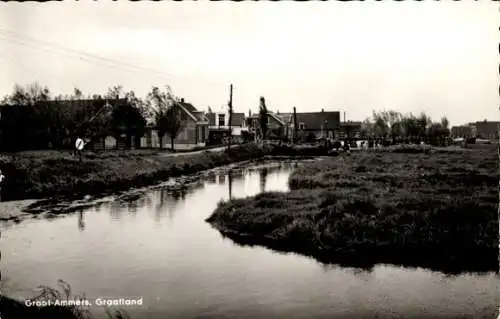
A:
0,169,5,201
75,137,85,162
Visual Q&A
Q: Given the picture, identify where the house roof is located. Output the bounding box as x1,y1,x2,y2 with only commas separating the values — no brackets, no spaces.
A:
207,113,216,125
179,101,197,113
206,112,245,126
275,112,341,130
277,113,292,123
176,100,208,123
341,121,362,127
230,113,245,126
474,121,500,134
248,112,284,125
268,112,284,125
191,111,208,122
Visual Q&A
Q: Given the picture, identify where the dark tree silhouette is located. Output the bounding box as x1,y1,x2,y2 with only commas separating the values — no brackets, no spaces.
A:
258,97,268,142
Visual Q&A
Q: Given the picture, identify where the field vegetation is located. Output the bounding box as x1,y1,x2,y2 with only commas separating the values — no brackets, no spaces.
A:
207,148,499,274
0,144,326,201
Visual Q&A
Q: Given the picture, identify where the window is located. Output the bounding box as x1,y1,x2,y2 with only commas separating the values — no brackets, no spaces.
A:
218,114,225,127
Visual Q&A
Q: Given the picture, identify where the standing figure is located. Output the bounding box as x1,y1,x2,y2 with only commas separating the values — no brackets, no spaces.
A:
0,169,5,202
75,137,85,162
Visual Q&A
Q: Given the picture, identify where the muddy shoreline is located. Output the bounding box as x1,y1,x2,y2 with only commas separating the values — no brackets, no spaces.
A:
0,156,316,224
210,223,498,275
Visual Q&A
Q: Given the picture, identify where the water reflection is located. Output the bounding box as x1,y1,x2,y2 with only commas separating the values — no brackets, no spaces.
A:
228,171,233,200
155,189,167,215
1,161,497,319
206,173,217,184
127,200,138,215
260,167,268,193
171,190,185,201
109,201,123,220
218,175,226,184
153,189,185,222
229,169,245,180
77,210,85,231
142,196,153,210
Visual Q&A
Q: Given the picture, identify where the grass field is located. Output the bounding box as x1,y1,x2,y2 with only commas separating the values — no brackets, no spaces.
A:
0,144,326,202
207,147,499,274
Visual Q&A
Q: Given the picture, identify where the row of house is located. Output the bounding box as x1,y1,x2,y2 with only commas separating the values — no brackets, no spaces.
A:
451,120,500,140
91,104,366,150
0,96,364,151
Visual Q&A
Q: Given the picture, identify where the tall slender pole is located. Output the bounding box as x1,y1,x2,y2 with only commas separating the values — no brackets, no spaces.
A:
227,84,233,151
293,106,297,144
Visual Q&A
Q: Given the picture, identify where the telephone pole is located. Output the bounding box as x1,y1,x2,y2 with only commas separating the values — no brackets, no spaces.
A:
227,84,233,151
293,106,298,144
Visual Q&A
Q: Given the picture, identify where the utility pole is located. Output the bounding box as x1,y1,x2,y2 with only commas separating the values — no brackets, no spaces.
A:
227,84,233,151
293,106,297,144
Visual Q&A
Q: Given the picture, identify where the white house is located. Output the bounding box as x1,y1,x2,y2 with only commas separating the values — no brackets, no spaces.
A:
207,110,248,137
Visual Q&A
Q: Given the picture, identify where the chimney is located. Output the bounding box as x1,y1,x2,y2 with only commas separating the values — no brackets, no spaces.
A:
321,108,324,113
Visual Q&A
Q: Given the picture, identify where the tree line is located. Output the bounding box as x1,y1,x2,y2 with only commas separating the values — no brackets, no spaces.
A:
0,82,185,151
0,82,453,151
356,110,451,146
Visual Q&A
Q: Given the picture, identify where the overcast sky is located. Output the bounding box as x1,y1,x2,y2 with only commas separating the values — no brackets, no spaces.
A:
0,2,497,126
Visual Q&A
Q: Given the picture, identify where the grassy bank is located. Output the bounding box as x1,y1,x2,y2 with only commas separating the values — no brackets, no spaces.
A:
0,295,79,319
0,144,326,202
0,280,129,319
207,148,499,274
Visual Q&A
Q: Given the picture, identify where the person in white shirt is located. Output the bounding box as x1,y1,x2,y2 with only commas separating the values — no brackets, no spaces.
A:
0,169,5,201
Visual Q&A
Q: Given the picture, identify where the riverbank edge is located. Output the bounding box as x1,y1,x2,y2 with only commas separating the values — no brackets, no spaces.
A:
0,146,320,222
208,221,498,275
205,150,499,275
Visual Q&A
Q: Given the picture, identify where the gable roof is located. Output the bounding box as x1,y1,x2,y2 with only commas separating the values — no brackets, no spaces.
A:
176,100,207,123
284,112,341,130
474,121,500,134
268,112,284,125
248,112,284,124
206,112,246,126
207,113,216,125
191,111,209,122
341,121,362,127
179,100,197,113
277,113,293,124
230,113,245,126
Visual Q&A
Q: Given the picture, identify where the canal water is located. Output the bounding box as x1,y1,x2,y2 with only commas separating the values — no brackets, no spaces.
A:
1,161,498,319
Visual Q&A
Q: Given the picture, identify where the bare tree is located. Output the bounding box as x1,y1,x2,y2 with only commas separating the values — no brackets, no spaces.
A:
164,102,184,150
227,84,233,151
147,86,184,150
147,86,168,148
258,97,268,143
2,82,51,105
73,88,83,99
